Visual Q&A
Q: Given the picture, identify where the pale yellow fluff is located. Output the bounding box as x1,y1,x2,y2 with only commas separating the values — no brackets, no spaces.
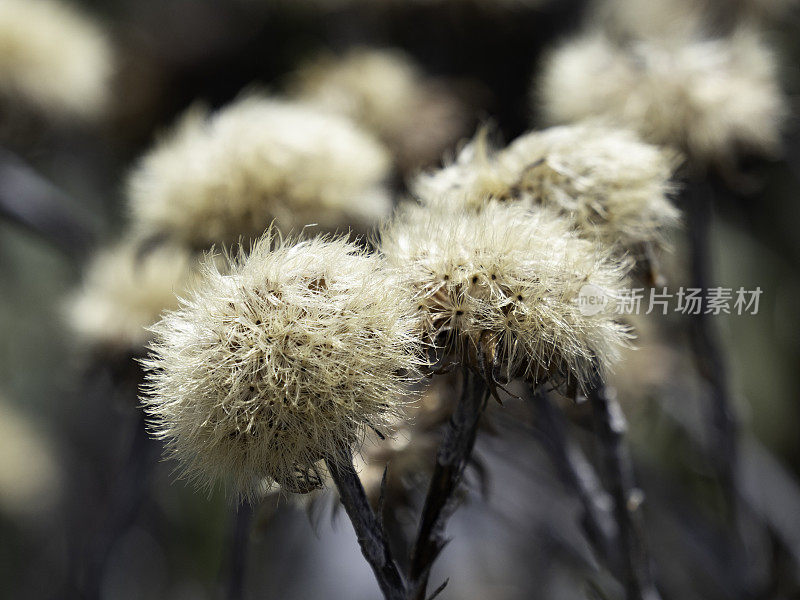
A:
127,97,392,247
538,30,787,165
0,0,112,118
141,234,425,499
380,202,632,391
67,240,196,353
289,47,471,171
415,123,679,255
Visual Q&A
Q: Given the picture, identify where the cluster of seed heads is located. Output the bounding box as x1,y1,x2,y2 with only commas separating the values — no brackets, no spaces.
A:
130,103,679,498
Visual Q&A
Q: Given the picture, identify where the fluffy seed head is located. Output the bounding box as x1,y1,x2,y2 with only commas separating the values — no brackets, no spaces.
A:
141,234,425,499
0,0,112,118
537,30,787,165
67,240,196,353
289,47,471,171
380,202,631,390
415,123,679,256
127,96,392,247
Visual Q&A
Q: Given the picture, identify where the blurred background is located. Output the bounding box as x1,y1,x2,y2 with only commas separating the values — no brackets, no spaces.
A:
1,0,799,598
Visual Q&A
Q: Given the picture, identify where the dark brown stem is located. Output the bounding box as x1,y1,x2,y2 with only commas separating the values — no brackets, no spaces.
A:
527,385,617,562
408,367,489,600
0,147,95,256
587,376,661,600
325,450,407,600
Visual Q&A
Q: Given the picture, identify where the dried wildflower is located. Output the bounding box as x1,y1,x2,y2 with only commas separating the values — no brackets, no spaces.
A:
289,47,471,171
127,97,392,247
380,202,631,390
0,0,112,118
416,123,679,256
67,240,196,353
537,30,787,165
141,234,424,499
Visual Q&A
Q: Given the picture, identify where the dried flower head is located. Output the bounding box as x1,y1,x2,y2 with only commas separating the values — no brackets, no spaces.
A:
289,47,471,171
141,234,424,499
537,30,787,165
0,0,112,118
380,202,631,390
67,240,196,353
415,123,679,256
127,96,392,248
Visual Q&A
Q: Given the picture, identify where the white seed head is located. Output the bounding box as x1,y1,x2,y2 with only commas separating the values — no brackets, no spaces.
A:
0,0,112,118
415,123,679,255
127,96,392,247
380,202,631,390
289,47,471,171
141,234,425,499
67,240,196,353
538,30,787,165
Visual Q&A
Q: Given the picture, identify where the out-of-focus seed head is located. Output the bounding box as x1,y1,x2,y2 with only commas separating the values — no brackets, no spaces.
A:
537,30,787,166
0,396,61,519
380,202,632,391
141,234,425,499
127,97,392,248
0,0,112,119
289,46,472,172
67,240,196,353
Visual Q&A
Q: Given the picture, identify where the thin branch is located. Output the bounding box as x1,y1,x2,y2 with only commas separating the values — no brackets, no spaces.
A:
0,147,95,256
587,376,661,600
527,385,617,562
325,450,407,600
408,367,489,600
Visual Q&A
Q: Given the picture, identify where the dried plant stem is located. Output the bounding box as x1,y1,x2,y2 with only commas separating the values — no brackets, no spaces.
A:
0,147,94,256
225,502,253,600
587,377,661,600
685,181,739,519
325,450,407,600
408,367,489,600
527,385,617,562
